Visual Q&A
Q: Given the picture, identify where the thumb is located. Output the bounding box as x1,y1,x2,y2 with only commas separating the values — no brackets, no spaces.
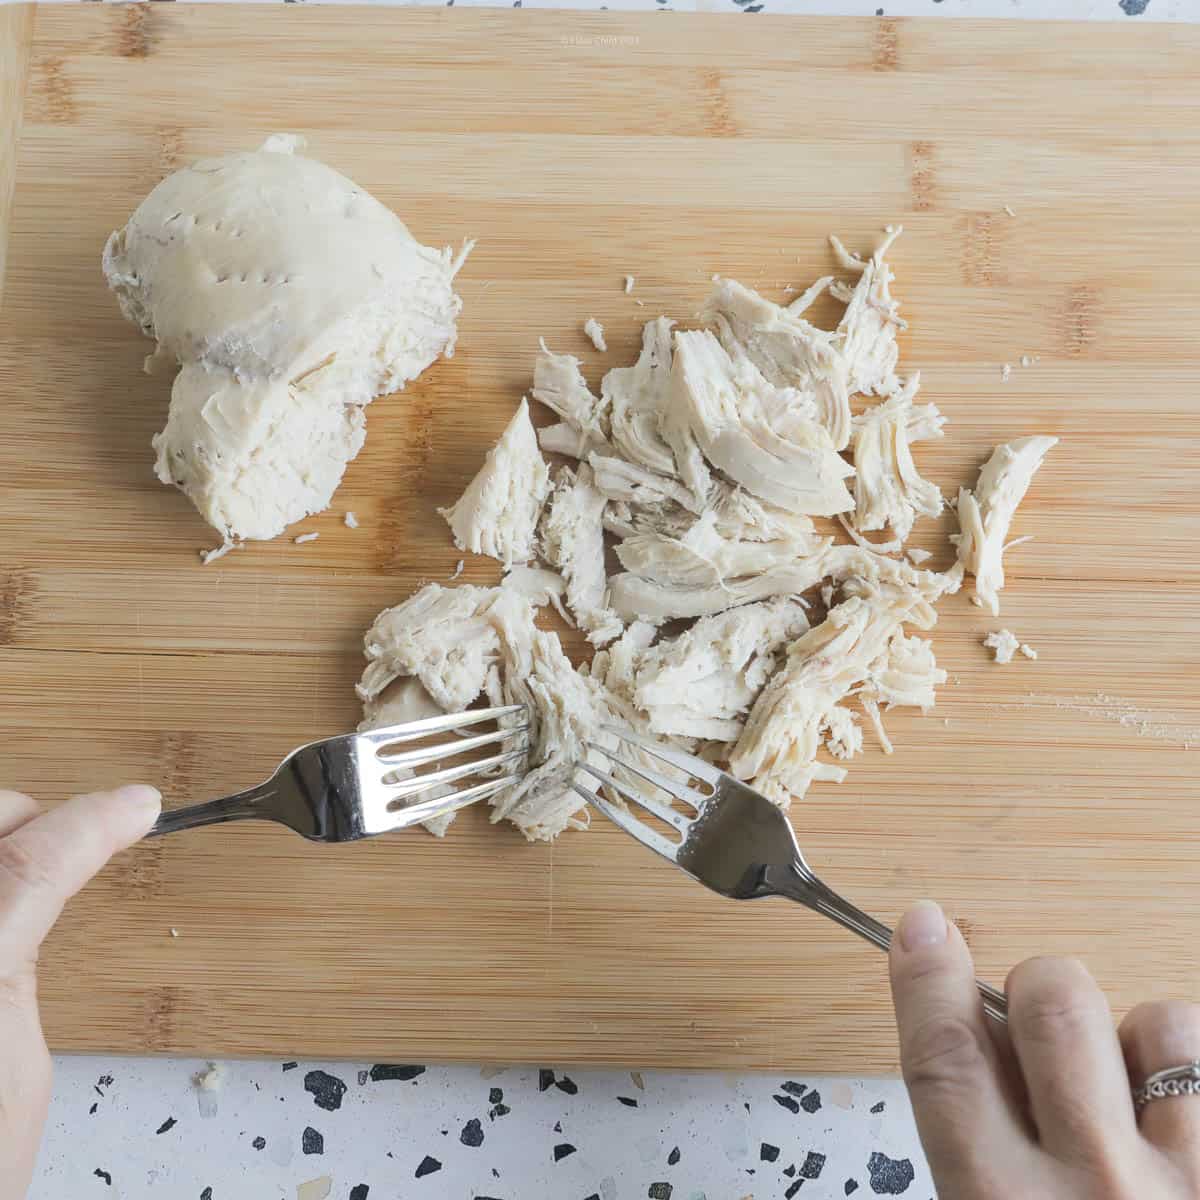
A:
889,901,1028,1191
0,785,161,960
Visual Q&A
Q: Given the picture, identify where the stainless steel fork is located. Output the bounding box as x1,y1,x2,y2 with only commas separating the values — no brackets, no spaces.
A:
575,726,1008,1023
148,705,528,842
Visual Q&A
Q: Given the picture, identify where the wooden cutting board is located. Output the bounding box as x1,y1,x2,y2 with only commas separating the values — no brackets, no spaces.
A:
2,3,1199,1072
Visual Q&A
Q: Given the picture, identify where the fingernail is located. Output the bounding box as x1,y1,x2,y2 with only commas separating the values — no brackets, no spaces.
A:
898,900,947,951
111,784,162,815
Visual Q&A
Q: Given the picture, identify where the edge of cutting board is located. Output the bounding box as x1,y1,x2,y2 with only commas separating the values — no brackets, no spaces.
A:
0,3,34,308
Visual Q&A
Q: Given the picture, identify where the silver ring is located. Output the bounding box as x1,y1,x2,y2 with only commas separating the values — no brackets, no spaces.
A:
1133,1060,1200,1114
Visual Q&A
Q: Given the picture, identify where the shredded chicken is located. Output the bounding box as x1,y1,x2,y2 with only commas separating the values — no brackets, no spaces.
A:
540,464,623,644
358,227,1057,841
602,317,677,477
633,599,808,741
440,398,550,567
668,329,854,516
849,373,944,543
531,340,609,458
953,435,1057,615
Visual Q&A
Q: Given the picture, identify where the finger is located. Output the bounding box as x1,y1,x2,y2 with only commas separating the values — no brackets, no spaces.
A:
890,901,1031,1190
1005,956,1135,1163
0,791,40,839
0,785,161,953
1121,1000,1200,1167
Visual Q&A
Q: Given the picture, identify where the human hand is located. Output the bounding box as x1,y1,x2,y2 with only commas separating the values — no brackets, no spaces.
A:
889,900,1200,1198
0,785,160,1199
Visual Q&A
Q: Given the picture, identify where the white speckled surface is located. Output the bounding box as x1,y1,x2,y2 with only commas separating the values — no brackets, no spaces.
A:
29,0,1200,1195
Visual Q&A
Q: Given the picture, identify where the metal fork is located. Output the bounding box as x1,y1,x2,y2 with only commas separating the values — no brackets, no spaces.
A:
147,705,528,842
575,726,1008,1023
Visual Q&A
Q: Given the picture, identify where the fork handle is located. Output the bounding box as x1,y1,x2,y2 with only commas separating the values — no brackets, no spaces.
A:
768,862,1009,1024
146,785,277,837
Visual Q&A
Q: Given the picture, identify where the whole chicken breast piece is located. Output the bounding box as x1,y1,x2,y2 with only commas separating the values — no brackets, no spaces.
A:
952,434,1058,615
103,135,467,544
440,397,551,567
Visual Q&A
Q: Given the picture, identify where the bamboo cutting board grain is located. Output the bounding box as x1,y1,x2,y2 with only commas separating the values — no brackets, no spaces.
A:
2,4,1200,1071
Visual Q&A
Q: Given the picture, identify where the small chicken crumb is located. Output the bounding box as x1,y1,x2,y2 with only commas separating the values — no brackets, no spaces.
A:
169,927,179,938
344,511,359,529
623,275,635,295
634,299,645,307
1003,205,1016,217
1019,642,1038,660
1001,363,1012,382
583,317,607,352
1020,354,1035,368
906,547,932,565
294,532,320,544
450,559,465,580
983,629,1021,664
194,1063,225,1092
199,542,240,565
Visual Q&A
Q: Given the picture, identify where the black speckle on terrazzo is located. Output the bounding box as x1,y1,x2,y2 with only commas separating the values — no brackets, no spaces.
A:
155,1117,176,1135
89,1102,98,1115
281,1062,298,1072
801,1151,827,1179
200,1189,213,1200
369,1064,425,1083
489,1102,511,1120
489,1087,503,1105
461,1118,485,1148
301,1127,323,1155
553,1121,562,1133
870,1101,886,1114
357,1070,369,1086
350,1186,369,1200
784,1164,796,1177
868,1152,915,1194
553,1142,576,1162
584,1195,601,1200
780,1080,808,1097
667,1146,680,1165
760,1143,780,1163
93,1168,112,1186
555,1075,579,1095
538,1068,555,1092
415,1155,441,1178
772,1093,800,1114
800,1089,823,1114
1119,0,1150,12
876,6,884,12
304,1070,347,1112
846,1181,860,1196
648,1185,673,1200
97,1074,113,1090
618,1095,639,1107
251,1136,266,1151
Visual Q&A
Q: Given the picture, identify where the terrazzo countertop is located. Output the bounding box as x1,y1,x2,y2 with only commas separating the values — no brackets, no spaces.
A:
29,0,1200,1196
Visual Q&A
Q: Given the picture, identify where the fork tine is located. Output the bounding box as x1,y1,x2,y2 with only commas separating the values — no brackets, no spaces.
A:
385,773,522,830
597,724,725,786
359,704,525,746
585,742,709,814
384,748,527,799
572,782,680,862
578,762,690,834
376,723,529,770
